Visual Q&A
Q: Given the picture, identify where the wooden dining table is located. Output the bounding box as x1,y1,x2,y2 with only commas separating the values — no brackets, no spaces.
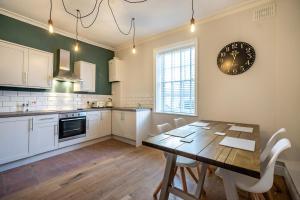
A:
142,120,260,200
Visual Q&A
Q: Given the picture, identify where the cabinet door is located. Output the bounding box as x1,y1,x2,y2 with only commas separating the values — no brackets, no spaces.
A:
112,111,123,137
74,61,96,92
30,115,58,155
0,41,28,87
27,49,53,88
0,117,30,164
123,112,136,140
100,110,111,137
87,111,100,140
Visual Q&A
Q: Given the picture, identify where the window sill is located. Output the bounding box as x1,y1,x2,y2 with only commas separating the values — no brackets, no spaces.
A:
153,111,198,117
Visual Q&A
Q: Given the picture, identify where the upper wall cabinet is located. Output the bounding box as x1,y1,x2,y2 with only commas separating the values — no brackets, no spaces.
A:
109,57,123,82
74,61,96,92
27,49,53,88
0,40,53,89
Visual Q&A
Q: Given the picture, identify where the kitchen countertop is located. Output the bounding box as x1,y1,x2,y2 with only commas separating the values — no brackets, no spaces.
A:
0,107,151,118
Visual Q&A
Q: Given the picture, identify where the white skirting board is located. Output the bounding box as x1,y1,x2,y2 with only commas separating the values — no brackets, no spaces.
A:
275,161,300,200
0,136,112,173
112,135,137,146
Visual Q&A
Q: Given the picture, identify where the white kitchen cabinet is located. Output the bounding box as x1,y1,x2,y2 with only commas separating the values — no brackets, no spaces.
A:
0,40,28,87
30,115,58,155
74,61,96,92
112,109,151,146
100,110,112,137
0,40,53,89
86,111,101,140
109,57,123,82
0,116,31,165
27,49,53,89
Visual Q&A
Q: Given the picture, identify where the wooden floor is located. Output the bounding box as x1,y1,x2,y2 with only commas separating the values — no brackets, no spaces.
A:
0,139,291,200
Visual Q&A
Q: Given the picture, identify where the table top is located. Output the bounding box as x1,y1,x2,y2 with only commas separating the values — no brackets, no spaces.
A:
142,120,261,178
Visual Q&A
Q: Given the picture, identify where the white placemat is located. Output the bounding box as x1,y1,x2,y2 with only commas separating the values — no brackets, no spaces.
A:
189,121,209,127
229,125,253,133
219,136,256,151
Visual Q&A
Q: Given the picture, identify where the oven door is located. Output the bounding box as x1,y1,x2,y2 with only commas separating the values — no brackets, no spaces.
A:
59,116,86,142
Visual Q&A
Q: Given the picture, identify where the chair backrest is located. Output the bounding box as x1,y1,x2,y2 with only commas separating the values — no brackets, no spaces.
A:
260,128,286,162
248,138,291,193
174,118,187,128
157,123,172,134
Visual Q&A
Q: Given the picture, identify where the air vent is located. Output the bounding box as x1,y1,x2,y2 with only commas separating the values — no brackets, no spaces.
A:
253,2,276,21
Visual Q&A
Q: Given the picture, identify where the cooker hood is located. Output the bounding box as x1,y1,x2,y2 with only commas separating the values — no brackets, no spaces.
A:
54,49,81,82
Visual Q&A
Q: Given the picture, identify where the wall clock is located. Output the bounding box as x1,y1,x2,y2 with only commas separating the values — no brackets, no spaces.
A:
217,42,256,75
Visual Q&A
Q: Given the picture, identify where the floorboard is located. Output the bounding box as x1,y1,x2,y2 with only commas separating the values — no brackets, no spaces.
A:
0,139,291,200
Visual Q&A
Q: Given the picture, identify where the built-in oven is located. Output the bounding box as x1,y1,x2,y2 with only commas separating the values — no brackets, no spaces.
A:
59,112,86,142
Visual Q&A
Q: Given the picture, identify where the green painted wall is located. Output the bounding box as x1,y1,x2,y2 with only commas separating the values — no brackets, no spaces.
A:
0,14,114,95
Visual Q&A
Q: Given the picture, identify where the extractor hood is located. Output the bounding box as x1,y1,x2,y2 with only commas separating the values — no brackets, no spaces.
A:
54,49,81,82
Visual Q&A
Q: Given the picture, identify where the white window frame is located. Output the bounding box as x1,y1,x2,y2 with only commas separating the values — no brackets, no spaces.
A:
153,39,198,116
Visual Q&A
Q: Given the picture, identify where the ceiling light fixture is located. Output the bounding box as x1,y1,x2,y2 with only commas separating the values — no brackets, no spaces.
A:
48,0,54,33
190,0,195,33
48,0,148,53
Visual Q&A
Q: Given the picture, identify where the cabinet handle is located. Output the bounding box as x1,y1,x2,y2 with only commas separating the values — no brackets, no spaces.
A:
87,119,89,130
31,118,34,131
54,124,58,135
39,117,55,121
100,112,103,120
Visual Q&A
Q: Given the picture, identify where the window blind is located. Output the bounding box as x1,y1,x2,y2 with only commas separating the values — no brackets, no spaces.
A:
155,44,196,115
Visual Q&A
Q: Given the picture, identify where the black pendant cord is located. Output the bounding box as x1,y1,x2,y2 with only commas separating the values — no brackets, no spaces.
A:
191,0,194,19
49,0,53,20
78,0,104,28
76,10,79,42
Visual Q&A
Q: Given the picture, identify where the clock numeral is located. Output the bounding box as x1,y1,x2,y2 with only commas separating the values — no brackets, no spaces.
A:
241,43,244,48
246,47,251,53
245,60,250,65
247,53,252,59
221,52,226,57
232,69,238,74
219,58,224,63
232,43,238,49
240,66,245,71
226,46,230,52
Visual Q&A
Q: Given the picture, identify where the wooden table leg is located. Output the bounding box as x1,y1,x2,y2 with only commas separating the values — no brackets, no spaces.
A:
159,152,177,200
195,163,208,199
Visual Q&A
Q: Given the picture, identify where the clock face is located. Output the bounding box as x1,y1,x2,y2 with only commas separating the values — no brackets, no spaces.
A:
217,42,256,75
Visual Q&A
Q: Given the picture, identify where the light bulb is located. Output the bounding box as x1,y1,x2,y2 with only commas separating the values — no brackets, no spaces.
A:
48,19,54,33
190,18,195,33
132,45,136,54
74,42,79,52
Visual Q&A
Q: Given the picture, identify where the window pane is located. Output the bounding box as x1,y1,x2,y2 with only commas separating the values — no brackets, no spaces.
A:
156,43,196,115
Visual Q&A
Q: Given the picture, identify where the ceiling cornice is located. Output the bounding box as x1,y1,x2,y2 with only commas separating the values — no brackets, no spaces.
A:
115,0,274,51
0,8,115,51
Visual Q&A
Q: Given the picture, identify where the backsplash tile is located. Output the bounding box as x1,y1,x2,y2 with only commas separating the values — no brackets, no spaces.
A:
0,90,112,112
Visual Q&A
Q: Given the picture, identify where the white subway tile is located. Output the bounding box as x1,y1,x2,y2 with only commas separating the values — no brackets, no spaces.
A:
37,97,48,102
2,101,17,107
17,91,31,96
3,91,17,96
0,90,3,95
10,96,24,102
0,96,10,101
0,107,9,112
24,97,37,102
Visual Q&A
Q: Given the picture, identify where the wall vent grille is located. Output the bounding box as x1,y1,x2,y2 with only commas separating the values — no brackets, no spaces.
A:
253,3,276,21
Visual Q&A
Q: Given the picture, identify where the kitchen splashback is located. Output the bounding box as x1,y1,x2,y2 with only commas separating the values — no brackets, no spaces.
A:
0,90,111,112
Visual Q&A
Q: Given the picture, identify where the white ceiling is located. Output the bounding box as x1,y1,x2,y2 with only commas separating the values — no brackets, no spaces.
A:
0,0,250,48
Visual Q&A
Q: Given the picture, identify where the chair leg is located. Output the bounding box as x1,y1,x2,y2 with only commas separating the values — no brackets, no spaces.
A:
186,167,198,183
153,180,163,199
180,167,188,192
153,166,178,199
264,191,273,200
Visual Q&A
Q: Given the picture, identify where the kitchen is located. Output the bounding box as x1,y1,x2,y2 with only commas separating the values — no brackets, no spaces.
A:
0,0,299,200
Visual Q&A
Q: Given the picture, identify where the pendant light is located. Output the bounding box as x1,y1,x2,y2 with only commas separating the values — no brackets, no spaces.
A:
190,0,195,33
132,18,136,54
48,0,54,33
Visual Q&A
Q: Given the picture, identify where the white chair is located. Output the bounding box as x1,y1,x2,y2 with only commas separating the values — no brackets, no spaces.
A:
174,118,187,128
260,128,286,162
215,138,291,200
153,123,203,198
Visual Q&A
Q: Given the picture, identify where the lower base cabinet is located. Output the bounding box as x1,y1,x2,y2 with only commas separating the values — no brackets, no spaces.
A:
0,116,31,165
87,110,112,140
30,115,58,155
112,110,151,146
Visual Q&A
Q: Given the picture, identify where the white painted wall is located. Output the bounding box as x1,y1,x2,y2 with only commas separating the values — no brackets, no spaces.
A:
115,0,300,161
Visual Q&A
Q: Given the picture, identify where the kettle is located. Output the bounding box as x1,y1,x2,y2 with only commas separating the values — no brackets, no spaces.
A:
106,98,113,107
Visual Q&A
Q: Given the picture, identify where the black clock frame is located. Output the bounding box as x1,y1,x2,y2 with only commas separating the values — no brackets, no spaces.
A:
217,41,256,75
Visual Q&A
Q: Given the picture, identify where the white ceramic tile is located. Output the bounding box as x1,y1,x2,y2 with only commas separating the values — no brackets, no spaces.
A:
0,96,10,101
17,91,31,96
10,96,24,102
0,107,9,112
3,91,17,96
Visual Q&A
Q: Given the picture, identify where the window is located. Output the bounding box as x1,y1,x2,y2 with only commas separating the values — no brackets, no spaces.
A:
155,40,197,115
